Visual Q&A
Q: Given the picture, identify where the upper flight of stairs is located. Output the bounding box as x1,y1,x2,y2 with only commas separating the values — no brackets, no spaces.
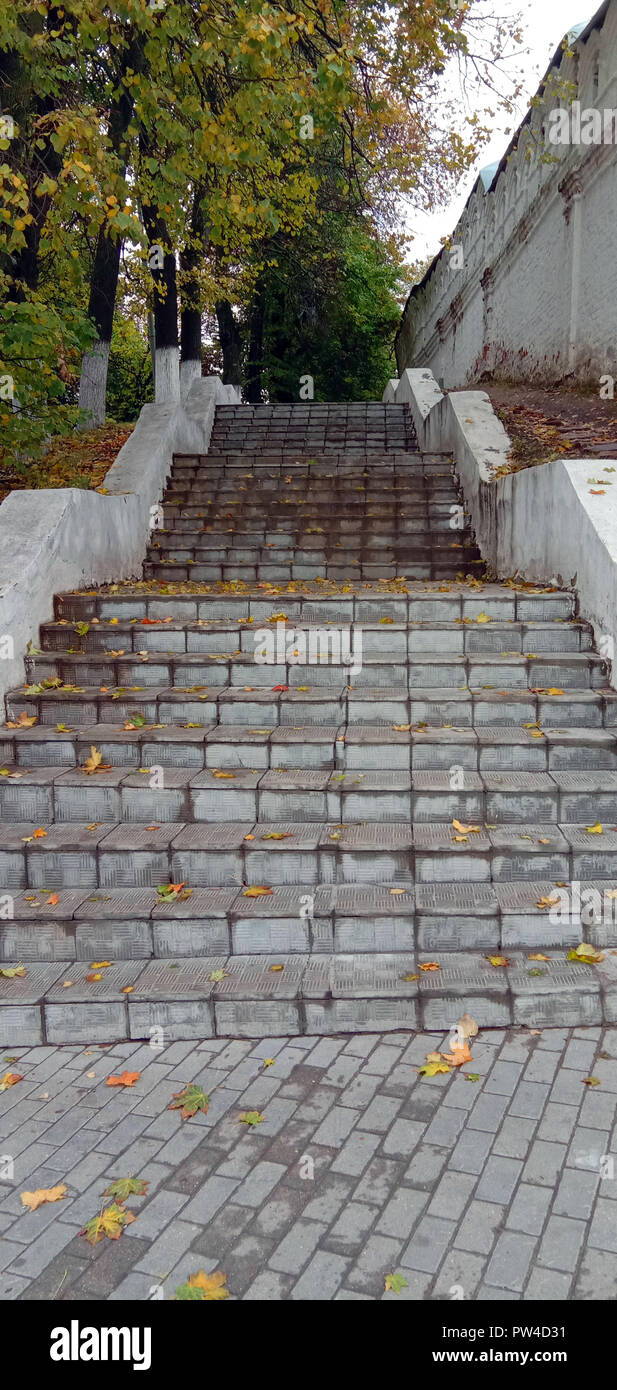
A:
1,401,617,1044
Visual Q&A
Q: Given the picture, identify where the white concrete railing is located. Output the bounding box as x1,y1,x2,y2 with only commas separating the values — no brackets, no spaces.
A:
0,375,239,704
388,366,617,670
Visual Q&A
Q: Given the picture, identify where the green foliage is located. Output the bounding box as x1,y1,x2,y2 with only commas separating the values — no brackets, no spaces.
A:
257,221,402,401
0,297,95,471
106,315,153,423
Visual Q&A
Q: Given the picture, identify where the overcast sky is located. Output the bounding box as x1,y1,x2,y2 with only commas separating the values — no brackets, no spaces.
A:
407,0,598,262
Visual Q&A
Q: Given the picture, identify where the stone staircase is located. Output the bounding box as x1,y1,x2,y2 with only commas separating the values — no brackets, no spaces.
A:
2,400,617,1045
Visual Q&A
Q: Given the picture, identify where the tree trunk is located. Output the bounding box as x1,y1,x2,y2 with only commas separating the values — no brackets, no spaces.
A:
78,31,147,427
0,9,65,298
143,202,180,404
215,299,243,387
78,233,123,427
245,280,266,403
180,189,206,398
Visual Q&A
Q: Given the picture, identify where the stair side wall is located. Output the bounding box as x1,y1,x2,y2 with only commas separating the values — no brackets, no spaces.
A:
0,376,239,706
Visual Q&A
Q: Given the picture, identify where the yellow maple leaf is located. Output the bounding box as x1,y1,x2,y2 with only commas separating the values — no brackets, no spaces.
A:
21,1183,68,1211
83,745,111,775
418,1058,451,1077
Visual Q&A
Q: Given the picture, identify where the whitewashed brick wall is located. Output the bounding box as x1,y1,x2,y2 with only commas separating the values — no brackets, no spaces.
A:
396,0,617,388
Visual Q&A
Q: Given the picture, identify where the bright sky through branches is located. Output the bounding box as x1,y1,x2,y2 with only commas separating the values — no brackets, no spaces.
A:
407,0,597,261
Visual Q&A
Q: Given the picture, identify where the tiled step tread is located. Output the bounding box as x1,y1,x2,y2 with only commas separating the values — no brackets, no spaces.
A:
2,880,616,967
26,651,605,688
3,818,617,890
52,585,579,623
2,766,617,825
4,722,616,772
0,949,612,1044
7,686,617,733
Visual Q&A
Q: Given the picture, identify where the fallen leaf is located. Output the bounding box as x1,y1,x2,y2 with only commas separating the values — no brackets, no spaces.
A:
46,893,59,906
0,1072,22,1091
243,886,273,897
106,1071,141,1088
456,1013,479,1040
384,1272,408,1294
156,882,186,900
82,745,112,775
238,1111,265,1126
419,961,440,972
174,1269,229,1301
586,823,604,834
80,1204,136,1244
417,1058,451,1077
21,1183,68,1212
568,942,604,964
487,955,510,967
441,1041,472,1067
169,1083,210,1119
0,965,26,978
583,1076,602,1087
104,1177,149,1202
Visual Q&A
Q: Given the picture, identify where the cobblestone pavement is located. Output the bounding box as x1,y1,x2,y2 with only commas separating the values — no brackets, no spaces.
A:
1,1024,617,1301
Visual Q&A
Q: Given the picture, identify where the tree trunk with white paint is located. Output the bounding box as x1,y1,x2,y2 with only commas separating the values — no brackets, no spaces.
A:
78,340,112,428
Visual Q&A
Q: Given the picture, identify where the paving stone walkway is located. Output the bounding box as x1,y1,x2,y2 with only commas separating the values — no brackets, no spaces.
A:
0,1024,616,1301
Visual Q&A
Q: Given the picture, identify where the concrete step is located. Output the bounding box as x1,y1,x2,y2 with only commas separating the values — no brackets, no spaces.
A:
7,683,617,728
52,584,579,624
147,537,477,559
3,720,617,772
2,877,616,965
37,618,594,658
3,818,617,889
0,945,613,1044
0,877,580,958
28,649,605,692
164,504,460,523
4,722,617,772
4,763,617,825
142,560,483,583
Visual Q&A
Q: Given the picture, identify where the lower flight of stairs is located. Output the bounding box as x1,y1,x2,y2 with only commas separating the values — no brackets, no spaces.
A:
1,401,617,1044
